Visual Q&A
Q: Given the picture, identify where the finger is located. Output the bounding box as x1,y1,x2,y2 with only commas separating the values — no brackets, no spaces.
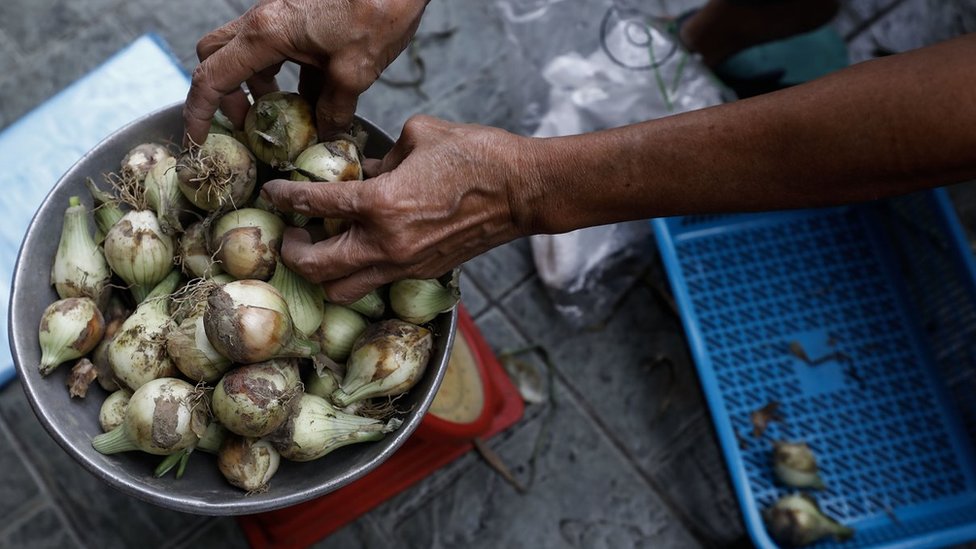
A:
184,33,287,146
315,81,359,139
246,62,283,100
297,64,324,104
280,227,383,283
196,17,244,62
260,179,362,219
219,88,252,131
374,132,415,174
361,158,383,177
320,265,398,304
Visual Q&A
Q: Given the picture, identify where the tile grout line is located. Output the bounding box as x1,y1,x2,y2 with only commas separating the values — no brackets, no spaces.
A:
490,300,718,548
0,495,47,541
0,413,89,549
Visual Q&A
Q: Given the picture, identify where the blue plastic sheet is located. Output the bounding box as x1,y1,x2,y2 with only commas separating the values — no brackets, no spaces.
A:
0,34,190,387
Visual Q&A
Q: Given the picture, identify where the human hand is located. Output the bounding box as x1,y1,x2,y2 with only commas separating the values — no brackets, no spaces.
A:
184,0,428,145
260,115,537,302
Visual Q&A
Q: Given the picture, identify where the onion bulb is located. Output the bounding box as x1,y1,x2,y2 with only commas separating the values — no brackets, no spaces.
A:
103,209,175,303
38,297,105,376
218,435,280,492
773,441,826,489
91,377,207,456
211,208,284,281
289,139,363,228
121,143,172,184
98,389,131,432
244,91,317,169
212,359,301,437
390,272,460,325
764,494,854,546
51,196,111,307
316,304,367,363
269,260,324,337
204,279,319,363
176,133,257,211
167,311,233,383
178,220,224,279
331,320,432,407
107,271,181,390
270,393,401,462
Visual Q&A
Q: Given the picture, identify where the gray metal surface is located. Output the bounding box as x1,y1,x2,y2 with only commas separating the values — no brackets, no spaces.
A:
7,102,456,515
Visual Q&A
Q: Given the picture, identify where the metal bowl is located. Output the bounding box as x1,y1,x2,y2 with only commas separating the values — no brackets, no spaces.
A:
7,103,455,515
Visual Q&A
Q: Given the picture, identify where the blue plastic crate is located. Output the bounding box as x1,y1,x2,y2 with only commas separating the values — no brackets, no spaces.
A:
653,189,976,549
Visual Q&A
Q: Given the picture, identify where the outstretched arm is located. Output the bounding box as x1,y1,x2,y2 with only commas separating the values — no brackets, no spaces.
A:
261,33,976,301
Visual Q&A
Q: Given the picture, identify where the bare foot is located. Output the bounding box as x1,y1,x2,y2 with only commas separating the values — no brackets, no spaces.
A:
680,0,839,67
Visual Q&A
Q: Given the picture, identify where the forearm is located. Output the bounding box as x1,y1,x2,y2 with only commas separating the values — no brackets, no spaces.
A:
519,33,976,234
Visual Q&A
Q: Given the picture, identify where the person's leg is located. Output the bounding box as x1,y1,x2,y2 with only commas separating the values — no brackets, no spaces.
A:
679,0,839,67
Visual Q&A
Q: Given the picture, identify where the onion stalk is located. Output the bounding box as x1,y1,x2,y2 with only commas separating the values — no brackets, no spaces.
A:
144,156,192,235
84,177,126,243
211,208,284,281
204,279,319,363
270,393,401,462
51,196,111,307
244,91,317,169
38,297,105,376
176,133,257,211
107,271,181,390
91,377,207,456
304,368,341,399
103,209,175,303
346,289,386,319
389,271,460,325
212,359,301,438
269,260,324,337
316,304,368,363
331,319,432,407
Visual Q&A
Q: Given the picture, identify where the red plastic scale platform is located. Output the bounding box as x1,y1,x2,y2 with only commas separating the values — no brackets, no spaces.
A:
237,304,525,548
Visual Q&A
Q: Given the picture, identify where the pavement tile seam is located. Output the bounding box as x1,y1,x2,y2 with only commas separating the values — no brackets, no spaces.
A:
0,494,46,541
0,414,87,549
542,360,715,547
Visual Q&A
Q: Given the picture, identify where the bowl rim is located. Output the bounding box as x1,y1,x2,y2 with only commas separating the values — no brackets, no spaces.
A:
7,101,457,515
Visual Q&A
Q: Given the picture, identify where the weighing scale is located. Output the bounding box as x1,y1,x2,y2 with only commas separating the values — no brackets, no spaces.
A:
237,304,526,548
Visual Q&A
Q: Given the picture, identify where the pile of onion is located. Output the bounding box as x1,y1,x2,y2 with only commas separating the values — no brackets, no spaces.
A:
37,96,459,494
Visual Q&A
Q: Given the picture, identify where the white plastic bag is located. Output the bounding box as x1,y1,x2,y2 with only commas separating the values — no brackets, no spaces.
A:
499,2,726,327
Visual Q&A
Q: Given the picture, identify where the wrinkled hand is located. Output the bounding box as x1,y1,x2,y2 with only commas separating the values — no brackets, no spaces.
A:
260,116,535,302
184,0,428,145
